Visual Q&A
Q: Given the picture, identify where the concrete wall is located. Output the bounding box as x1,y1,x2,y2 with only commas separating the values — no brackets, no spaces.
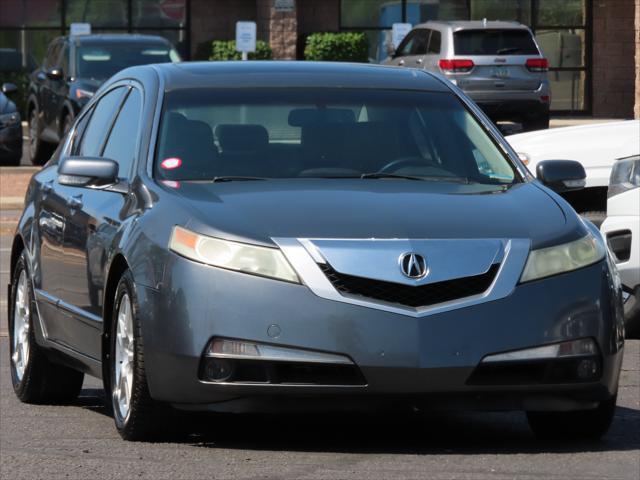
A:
592,0,636,117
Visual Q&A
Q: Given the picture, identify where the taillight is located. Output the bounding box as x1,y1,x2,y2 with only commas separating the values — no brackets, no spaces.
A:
439,59,474,73
526,58,549,72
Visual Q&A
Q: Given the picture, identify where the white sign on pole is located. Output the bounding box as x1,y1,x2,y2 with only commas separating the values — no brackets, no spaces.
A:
70,23,91,36
236,21,257,60
391,23,412,49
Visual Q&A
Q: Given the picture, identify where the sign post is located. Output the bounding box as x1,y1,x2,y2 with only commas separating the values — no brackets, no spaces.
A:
236,21,257,61
391,23,412,50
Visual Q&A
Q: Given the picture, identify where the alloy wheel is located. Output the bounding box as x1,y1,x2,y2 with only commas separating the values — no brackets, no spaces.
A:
28,111,38,155
113,293,134,420
12,270,30,381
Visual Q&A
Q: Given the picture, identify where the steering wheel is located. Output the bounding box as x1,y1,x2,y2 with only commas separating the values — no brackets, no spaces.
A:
377,157,428,173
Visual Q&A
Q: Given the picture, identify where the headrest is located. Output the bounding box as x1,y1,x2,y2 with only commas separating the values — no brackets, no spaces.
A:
215,124,269,152
288,108,356,127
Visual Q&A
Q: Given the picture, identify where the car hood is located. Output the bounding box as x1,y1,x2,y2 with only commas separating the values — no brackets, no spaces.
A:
167,179,575,250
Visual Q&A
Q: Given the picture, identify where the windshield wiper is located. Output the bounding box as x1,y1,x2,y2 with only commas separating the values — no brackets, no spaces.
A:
360,172,473,183
496,47,521,55
203,176,267,183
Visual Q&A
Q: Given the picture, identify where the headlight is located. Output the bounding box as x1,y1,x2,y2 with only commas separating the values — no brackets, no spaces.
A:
608,155,639,198
520,232,606,283
74,88,94,100
0,112,20,128
169,226,299,283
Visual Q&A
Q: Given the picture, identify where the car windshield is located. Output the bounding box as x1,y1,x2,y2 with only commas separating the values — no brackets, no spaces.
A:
454,29,539,55
154,88,518,185
76,43,179,80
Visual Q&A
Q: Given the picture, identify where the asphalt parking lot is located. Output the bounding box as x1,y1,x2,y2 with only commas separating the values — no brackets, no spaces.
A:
1,218,639,480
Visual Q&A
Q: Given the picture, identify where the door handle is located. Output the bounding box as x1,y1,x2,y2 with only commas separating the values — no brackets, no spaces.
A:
66,194,83,210
42,180,53,194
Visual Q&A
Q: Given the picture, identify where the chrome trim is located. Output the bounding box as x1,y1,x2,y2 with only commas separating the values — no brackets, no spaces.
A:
274,237,531,318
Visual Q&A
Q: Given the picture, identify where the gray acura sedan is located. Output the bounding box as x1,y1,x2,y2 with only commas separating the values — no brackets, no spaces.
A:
8,62,625,441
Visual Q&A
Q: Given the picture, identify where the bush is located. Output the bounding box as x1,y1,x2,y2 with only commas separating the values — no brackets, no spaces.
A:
304,32,369,62
209,40,272,61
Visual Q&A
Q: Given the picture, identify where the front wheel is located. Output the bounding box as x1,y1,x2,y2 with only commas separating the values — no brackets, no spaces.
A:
110,270,158,441
28,108,53,165
526,395,617,440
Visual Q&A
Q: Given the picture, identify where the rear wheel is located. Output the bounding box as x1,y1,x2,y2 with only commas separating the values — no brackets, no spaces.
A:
28,107,53,165
527,395,617,440
522,113,550,132
110,270,158,441
9,251,84,403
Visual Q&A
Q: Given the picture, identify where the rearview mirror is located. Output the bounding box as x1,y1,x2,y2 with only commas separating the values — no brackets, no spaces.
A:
58,157,118,188
2,82,18,95
536,160,586,193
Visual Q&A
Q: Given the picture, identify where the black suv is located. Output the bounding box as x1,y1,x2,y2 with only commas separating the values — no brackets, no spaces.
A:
27,34,180,164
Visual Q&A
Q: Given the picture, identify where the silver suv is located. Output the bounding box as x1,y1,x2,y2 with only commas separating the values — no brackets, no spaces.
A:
384,21,550,132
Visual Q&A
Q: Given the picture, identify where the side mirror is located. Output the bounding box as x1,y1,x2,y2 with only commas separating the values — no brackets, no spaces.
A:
46,67,63,80
2,82,18,95
58,157,119,188
536,160,586,193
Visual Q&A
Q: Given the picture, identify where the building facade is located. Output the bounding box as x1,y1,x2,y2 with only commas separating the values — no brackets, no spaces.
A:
1,0,638,117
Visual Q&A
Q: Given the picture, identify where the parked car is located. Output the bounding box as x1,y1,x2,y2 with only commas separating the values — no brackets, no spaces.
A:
384,20,550,131
0,83,22,166
507,120,640,227
27,34,180,165
601,155,640,338
9,62,623,441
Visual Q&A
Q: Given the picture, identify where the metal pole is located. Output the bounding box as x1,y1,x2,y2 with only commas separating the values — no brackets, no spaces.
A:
242,51,248,61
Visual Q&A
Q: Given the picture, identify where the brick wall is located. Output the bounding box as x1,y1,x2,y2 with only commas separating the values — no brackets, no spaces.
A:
592,0,636,117
635,0,640,118
257,0,298,60
191,0,258,59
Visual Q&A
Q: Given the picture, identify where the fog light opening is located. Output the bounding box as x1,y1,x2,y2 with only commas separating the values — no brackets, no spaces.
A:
576,358,600,381
204,358,235,382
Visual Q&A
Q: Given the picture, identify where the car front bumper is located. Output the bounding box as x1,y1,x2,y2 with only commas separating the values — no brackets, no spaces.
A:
137,255,624,412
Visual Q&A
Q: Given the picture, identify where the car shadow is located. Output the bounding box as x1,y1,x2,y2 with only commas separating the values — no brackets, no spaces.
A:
74,387,640,454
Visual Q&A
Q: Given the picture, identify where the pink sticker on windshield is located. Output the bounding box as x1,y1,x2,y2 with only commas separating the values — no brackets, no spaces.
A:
161,157,182,170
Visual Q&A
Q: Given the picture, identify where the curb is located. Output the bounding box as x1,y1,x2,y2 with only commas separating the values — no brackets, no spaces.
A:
0,197,24,210
0,166,40,175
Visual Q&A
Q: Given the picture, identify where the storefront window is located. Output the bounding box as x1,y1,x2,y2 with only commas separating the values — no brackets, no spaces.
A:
536,29,585,69
341,0,402,28
133,0,186,28
536,0,585,26
548,70,585,111
66,0,128,28
470,0,531,25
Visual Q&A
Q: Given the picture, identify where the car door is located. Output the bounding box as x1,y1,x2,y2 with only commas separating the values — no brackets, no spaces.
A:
52,85,128,358
390,29,430,68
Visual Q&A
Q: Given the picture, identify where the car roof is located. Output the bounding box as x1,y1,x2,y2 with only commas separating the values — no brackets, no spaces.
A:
149,61,451,92
69,34,171,46
414,20,529,31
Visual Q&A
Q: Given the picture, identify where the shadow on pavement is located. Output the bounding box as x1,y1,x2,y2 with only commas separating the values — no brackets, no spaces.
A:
73,386,640,454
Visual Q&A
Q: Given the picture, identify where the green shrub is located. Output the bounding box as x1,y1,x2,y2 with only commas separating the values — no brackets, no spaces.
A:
208,40,272,61
304,32,369,62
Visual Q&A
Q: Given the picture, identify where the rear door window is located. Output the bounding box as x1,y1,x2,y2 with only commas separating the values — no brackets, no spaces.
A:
428,30,441,54
453,29,539,56
77,87,127,157
397,29,430,56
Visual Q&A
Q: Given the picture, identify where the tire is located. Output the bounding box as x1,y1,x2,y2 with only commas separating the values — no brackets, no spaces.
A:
527,395,617,440
623,287,640,339
110,270,158,441
522,113,550,132
9,251,84,404
580,210,607,229
28,107,53,166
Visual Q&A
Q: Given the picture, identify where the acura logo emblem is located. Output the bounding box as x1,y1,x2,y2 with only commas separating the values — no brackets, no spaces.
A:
399,252,428,279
